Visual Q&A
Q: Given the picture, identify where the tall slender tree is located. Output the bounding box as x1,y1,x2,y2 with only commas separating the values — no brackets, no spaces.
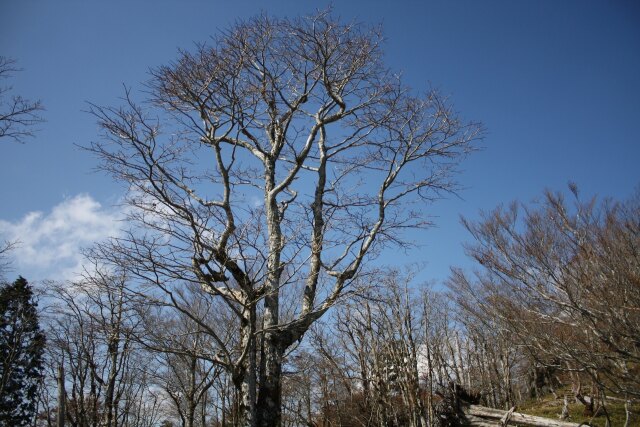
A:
0,276,45,425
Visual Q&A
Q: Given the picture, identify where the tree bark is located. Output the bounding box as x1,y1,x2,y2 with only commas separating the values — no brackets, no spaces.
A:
256,156,285,427
256,315,284,426
238,311,257,427
57,364,65,427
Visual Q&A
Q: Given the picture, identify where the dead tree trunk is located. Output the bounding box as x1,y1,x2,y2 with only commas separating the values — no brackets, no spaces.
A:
464,405,584,427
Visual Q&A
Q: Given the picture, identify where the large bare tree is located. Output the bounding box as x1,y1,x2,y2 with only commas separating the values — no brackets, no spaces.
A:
87,11,480,426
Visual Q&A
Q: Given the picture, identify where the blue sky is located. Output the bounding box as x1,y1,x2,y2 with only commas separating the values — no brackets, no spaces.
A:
1,1,639,284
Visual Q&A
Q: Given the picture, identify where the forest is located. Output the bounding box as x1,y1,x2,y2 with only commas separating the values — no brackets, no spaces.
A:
1,8,638,427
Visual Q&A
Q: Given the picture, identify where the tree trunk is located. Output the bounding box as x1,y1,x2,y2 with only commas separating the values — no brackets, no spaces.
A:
256,305,283,427
624,398,631,427
104,335,120,427
57,364,66,427
257,161,285,427
238,313,257,427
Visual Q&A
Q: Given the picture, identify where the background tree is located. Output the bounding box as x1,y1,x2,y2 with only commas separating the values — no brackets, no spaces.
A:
0,240,17,280
0,276,45,426
87,10,481,426
449,186,640,406
41,270,159,427
0,57,44,143
140,286,225,427
324,273,429,426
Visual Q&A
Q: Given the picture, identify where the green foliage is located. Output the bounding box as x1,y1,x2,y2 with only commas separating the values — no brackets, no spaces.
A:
0,276,45,426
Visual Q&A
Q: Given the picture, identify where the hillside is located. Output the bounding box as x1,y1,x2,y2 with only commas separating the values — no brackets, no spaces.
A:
517,392,638,427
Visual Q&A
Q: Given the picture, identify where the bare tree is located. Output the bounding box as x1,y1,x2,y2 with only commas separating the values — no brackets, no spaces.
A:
449,186,640,403
140,287,225,427
0,57,44,143
452,307,524,409
0,240,18,280
328,272,429,426
86,10,480,426
305,271,485,426
41,270,158,427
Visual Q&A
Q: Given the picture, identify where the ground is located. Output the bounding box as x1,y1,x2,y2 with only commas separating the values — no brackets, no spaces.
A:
517,390,638,426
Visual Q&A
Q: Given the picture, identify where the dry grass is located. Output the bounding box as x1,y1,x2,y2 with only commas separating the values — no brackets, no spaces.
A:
517,392,638,426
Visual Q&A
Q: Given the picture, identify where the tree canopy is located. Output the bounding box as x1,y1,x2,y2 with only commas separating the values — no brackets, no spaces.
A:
86,10,481,426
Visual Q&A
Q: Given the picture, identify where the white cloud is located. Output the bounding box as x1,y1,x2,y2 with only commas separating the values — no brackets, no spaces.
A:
0,194,124,282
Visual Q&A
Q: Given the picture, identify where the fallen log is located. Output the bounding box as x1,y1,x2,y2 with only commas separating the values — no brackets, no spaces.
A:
464,404,584,427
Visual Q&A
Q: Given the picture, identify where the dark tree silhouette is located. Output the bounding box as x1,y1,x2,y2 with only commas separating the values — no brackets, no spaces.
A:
0,276,45,425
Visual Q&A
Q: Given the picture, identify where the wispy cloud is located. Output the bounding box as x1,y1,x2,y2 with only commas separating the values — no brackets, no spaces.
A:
0,194,123,282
